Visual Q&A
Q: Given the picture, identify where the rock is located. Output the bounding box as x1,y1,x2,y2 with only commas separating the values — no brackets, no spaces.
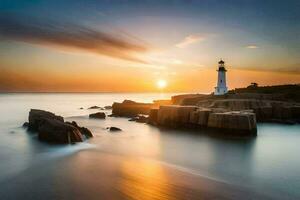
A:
66,121,93,138
88,106,101,109
26,109,93,143
23,122,29,127
104,105,112,110
198,108,212,127
148,109,158,125
153,99,172,106
108,127,122,132
171,94,207,105
79,107,84,110
207,111,257,136
112,100,156,117
157,105,198,127
28,109,64,130
291,106,300,119
38,118,84,143
129,115,148,123
89,112,106,119
272,104,292,120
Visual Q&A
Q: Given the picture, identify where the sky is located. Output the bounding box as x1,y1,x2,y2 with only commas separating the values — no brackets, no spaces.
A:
0,0,299,92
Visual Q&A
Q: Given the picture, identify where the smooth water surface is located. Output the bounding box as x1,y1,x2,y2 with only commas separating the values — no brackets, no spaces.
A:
0,93,300,199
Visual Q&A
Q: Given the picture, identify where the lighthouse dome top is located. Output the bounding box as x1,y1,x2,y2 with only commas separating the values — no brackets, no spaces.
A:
218,59,225,64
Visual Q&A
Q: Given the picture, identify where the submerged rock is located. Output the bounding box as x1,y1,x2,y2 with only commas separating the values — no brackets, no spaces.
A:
89,112,106,119
107,127,122,132
104,105,112,110
25,109,93,143
88,106,101,109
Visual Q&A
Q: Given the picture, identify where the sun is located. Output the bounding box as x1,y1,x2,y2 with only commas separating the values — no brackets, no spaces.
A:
157,79,167,89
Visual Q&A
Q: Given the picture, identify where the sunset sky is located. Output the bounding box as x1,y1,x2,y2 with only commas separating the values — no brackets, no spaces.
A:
0,0,299,92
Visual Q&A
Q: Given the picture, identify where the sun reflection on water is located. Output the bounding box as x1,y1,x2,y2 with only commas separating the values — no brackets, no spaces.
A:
118,158,176,200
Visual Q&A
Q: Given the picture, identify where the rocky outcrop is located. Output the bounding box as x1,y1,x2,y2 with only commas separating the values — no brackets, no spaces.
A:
38,118,84,143
197,99,300,123
148,108,159,125
148,106,257,136
25,109,93,143
171,94,207,105
153,99,172,106
89,112,106,119
156,105,198,128
112,100,156,117
190,108,212,127
28,109,64,130
207,111,257,136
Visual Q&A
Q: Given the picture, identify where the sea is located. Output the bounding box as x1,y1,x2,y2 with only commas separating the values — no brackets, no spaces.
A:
0,93,300,199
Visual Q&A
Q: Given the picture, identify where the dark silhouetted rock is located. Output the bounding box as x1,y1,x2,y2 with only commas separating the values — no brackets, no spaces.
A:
88,106,101,109
38,118,84,143
23,122,29,127
89,112,106,119
79,107,84,109
66,121,93,138
26,109,93,143
108,127,122,131
148,109,158,125
28,109,64,130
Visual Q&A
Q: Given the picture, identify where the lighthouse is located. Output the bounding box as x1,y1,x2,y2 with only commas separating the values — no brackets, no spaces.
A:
214,59,228,95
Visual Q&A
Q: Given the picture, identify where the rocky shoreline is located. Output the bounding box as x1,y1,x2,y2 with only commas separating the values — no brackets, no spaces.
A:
111,85,300,137
23,85,300,141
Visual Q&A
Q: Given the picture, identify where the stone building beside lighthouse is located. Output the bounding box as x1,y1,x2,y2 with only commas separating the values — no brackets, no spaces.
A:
214,59,228,95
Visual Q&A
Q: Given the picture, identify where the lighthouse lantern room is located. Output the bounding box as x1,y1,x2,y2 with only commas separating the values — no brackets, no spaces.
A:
214,59,228,95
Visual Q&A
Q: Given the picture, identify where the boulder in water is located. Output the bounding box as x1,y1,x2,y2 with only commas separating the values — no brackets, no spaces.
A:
28,109,64,130
89,112,106,119
38,118,84,143
25,109,93,143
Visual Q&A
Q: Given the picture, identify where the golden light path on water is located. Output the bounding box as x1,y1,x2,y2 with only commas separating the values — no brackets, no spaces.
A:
119,159,176,200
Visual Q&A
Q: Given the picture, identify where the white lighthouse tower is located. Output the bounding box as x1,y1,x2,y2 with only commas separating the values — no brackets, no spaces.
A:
214,59,228,95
